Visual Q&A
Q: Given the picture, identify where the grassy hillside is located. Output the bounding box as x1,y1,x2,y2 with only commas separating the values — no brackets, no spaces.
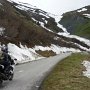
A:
75,20,90,39
40,53,90,90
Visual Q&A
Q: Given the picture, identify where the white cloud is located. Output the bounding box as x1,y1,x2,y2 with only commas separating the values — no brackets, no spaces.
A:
10,0,90,15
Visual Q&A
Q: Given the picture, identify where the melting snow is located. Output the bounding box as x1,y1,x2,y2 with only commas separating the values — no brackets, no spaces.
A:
57,24,68,33
58,32,70,36
39,21,53,32
33,44,80,54
31,18,37,22
32,17,53,32
39,12,49,18
0,27,5,36
45,20,48,24
77,8,87,12
82,61,90,78
58,33,90,47
15,5,29,11
83,14,90,18
7,0,37,9
7,43,43,64
7,0,20,3
74,43,90,52
50,14,69,33
0,43,81,64
0,3,2,6
18,2,37,9
54,36,59,40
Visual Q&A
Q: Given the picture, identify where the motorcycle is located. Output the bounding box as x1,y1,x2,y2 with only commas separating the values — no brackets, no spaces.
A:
0,64,14,84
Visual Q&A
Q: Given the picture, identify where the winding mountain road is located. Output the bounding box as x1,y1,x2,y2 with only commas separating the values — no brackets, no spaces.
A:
0,53,71,90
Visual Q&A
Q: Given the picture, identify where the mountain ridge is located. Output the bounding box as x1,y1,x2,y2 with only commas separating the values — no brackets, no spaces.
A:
59,5,90,39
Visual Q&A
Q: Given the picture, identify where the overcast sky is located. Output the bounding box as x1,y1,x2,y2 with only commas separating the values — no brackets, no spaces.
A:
17,0,90,15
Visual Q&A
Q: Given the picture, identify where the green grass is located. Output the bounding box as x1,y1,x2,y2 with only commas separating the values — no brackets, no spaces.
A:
75,21,90,39
40,53,90,90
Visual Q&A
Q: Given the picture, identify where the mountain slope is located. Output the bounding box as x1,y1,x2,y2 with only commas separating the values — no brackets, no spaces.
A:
0,0,90,62
0,0,57,46
59,6,90,39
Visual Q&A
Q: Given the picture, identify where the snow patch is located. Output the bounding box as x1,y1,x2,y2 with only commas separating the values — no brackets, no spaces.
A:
39,12,49,18
83,14,90,18
31,17,53,32
58,33,90,47
58,32,70,36
33,44,80,54
39,21,53,32
57,24,68,33
8,43,43,64
82,61,90,78
45,20,48,24
77,8,87,12
75,43,90,52
0,27,5,36
7,0,20,3
18,2,37,9
31,17,37,22
15,5,29,11
49,14,69,33
54,36,59,40
7,0,37,9
0,3,2,6
0,43,81,64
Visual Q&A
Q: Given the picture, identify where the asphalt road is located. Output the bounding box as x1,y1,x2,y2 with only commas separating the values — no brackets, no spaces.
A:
0,53,71,90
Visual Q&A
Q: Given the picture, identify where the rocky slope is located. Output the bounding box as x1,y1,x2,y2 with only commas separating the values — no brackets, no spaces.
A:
59,5,90,39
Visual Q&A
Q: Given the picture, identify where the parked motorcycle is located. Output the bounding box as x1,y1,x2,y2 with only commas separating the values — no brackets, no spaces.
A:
0,64,14,84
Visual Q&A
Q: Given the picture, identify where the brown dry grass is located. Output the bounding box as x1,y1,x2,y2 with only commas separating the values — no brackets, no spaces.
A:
36,50,56,57
40,53,90,90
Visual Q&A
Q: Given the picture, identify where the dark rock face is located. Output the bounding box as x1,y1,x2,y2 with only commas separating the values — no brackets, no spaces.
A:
60,15,87,33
